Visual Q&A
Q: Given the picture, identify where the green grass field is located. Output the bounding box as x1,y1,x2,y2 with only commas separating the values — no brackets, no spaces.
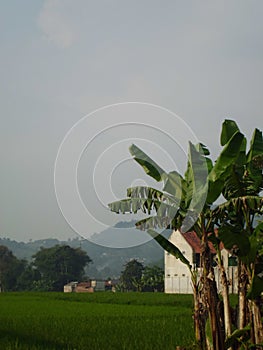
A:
0,292,195,350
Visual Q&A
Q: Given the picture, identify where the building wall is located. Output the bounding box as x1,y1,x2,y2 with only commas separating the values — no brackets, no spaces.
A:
64,285,73,293
164,230,238,294
164,230,193,294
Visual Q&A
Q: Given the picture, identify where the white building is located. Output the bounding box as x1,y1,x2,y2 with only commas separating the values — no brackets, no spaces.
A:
164,229,238,294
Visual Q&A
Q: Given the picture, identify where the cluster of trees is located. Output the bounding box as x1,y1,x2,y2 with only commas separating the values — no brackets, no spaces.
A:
118,259,164,292
0,245,91,292
109,120,263,349
0,235,165,280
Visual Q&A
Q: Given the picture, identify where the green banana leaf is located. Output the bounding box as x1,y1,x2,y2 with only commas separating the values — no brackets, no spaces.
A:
247,274,263,300
220,119,240,146
246,129,263,193
163,170,183,198
109,197,178,215
129,144,166,182
247,128,263,163
214,196,263,215
186,142,209,211
147,229,191,268
225,324,251,348
126,186,178,205
218,224,250,257
207,131,244,203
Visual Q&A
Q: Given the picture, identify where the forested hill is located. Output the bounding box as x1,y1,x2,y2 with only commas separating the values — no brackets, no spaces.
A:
0,223,170,279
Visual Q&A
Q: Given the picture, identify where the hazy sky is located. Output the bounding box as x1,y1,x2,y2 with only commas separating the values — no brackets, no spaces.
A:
1,1,263,244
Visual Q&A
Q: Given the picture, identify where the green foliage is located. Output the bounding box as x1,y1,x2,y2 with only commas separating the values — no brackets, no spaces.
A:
32,245,92,291
185,142,209,211
109,127,246,250
218,224,250,257
0,245,26,291
207,131,244,203
119,260,165,292
212,122,263,304
147,229,191,268
220,119,240,146
129,144,166,182
0,235,166,280
16,264,41,291
141,265,164,292
119,259,144,291
109,119,263,348
246,274,263,300
225,324,252,349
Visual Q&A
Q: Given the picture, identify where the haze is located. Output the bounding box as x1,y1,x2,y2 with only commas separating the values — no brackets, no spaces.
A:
1,1,263,244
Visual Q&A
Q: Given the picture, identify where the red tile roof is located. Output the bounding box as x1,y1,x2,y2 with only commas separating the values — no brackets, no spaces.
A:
181,230,217,254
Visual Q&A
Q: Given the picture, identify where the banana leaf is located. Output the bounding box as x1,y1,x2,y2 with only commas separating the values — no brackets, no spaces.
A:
207,131,244,203
220,119,240,146
147,229,191,268
129,144,166,182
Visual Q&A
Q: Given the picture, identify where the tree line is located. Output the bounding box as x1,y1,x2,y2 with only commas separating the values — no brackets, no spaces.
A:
0,246,164,293
0,245,91,292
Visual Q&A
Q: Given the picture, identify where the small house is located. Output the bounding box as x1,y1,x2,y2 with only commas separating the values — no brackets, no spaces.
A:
63,280,117,293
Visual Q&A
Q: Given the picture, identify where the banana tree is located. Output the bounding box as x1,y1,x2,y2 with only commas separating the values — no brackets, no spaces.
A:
211,120,263,348
109,124,244,349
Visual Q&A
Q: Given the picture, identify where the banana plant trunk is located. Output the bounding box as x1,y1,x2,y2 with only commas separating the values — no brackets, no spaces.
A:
238,262,248,330
247,263,263,347
201,235,225,350
218,258,232,348
193,282,206,349
250,298,263,346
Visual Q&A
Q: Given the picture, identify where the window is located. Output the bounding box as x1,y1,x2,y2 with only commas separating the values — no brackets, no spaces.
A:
193,253,200,268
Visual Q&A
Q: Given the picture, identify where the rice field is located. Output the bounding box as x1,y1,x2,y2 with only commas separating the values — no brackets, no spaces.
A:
0,292,195,350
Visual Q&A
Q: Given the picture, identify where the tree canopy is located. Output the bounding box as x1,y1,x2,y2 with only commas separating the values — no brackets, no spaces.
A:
0,245,25,291
32,245,92,291
119,259,144,291
119,260,164,292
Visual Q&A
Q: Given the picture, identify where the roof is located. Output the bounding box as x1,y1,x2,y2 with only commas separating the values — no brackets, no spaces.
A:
77,281,91,288
181,231,217,254
64,281,78,287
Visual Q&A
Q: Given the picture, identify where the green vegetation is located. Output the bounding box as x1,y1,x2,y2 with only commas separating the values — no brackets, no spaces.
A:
118,259,164,292
0,292,194,350
0,232,165,280
0,245,92,292
32,245,92,291
119,259,144,291
109,120,263,349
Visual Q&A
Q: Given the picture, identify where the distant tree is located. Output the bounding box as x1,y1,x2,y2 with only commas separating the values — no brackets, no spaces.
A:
16,263,41,291
120,259,144,291
32,245,92,291
0,245,25,291
141,265,164,292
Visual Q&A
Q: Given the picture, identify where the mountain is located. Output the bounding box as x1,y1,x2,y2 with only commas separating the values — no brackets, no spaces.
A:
89,220,152,248
0,222,171,279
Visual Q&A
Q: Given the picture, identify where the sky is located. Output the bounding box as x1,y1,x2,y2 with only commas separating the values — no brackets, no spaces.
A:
1,1,263,246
